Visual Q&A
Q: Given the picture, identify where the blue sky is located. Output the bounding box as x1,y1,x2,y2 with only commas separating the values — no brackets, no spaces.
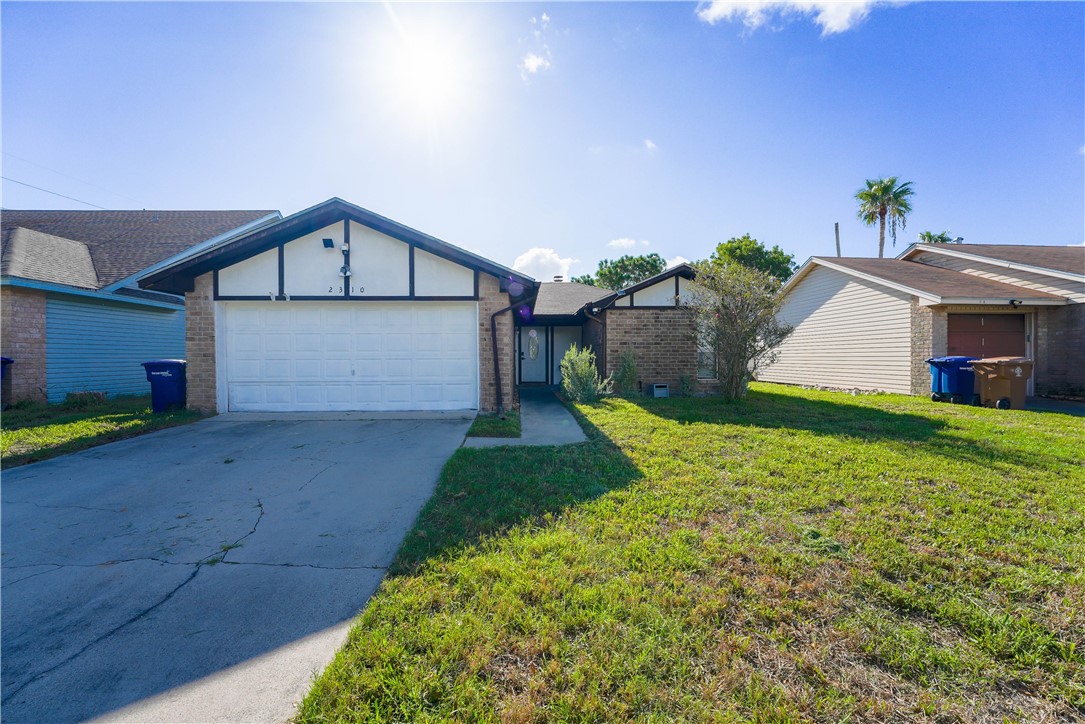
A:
3,1,1082,280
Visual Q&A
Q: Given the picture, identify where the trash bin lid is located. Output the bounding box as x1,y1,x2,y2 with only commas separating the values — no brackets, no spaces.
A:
0,357,12,364
142,359,187,367
974,356,1031,364
926,355,978,364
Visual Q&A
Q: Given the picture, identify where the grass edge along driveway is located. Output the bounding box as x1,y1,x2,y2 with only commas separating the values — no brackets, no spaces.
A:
1,396,205,467
299,383,1084,722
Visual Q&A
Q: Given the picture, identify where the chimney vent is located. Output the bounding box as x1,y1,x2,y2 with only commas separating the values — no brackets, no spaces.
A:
553,275,564,283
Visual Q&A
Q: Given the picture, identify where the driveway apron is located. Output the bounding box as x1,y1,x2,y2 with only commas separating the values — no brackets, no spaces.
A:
1,415,470,723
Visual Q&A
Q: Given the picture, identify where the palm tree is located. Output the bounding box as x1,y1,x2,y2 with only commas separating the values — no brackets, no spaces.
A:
855,177,915,258
918,230,953,244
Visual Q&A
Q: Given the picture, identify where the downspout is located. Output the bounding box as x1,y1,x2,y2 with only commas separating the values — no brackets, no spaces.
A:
491,292,538,414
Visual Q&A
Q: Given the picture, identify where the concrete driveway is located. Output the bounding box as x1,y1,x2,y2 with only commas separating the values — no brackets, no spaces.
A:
1,414,471,723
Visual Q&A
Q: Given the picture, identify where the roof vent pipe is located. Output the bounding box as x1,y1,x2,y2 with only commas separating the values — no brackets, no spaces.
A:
553,275,564,283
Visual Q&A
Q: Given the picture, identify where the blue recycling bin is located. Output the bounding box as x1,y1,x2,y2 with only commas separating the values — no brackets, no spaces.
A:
142,359,187,412
1,357,12,380
926,356,979,404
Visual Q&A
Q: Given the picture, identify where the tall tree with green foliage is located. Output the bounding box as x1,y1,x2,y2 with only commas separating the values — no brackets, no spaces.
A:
572,253,666,290
855,176,915,258
681,261,793,399
918,230,954,244
708,234,796,282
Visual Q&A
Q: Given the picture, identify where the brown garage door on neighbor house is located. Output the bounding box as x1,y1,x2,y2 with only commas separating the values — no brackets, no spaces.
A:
947,314,1027,358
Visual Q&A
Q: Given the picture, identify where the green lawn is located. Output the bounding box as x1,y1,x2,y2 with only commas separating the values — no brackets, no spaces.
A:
1,396,204,467
467,410,522,438
299,383,1085,722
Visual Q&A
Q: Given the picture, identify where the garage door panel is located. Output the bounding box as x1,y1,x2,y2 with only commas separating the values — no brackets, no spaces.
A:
353,385,382,403
385,360,414,377
224,302,478,411
385,385,412,403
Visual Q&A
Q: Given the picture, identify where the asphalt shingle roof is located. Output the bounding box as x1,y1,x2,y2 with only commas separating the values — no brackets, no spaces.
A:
1,209,275,288
928,244,1085,276
2,227,98,289
532,281,613,316
820,258,1066,301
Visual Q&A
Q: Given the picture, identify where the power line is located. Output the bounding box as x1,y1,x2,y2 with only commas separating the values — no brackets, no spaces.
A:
2,152,143,205
1,176,109,210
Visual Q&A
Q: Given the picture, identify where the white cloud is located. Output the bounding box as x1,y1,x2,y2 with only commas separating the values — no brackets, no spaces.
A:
1079,144,1085,156
521,53,551,74
608,237,637,249
666,255,690,269
696,0,892,35
513,247,576,280
522,14,554,79
644,139,658,152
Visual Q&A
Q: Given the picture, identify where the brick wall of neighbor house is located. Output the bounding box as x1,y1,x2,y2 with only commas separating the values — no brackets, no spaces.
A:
1035,305,1085,398
909,300,948,395
604,308,719,395
0,286,48,402
478,273,517,412
184,273,217,412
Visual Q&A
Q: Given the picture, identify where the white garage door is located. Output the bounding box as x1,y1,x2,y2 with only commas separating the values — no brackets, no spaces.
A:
223,302,478,412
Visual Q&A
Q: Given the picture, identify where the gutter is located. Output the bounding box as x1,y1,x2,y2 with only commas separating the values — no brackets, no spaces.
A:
1,277,184,311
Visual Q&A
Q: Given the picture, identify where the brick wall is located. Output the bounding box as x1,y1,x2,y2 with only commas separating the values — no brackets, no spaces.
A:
184,273,218,412
478,273,517,412
603,308,719,395
908,299,948,395
1036,304,1085,398
0,286,48,402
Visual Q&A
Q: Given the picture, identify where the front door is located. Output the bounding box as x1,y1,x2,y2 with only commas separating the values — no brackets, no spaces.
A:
520,326,548,383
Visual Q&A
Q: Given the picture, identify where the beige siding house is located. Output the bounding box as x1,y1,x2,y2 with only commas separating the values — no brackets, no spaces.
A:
764,265,913,393
760,244,1084,398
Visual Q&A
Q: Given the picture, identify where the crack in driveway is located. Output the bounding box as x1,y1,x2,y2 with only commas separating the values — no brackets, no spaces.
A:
1,565,204,706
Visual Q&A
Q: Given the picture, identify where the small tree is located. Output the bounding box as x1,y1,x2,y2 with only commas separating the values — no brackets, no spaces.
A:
708,234,796,282
560,344,612,403
681,261,793,399
574,254,667,289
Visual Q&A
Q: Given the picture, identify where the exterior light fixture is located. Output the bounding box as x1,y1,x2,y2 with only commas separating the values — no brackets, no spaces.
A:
1009,299,1021,308
322,238,335,249
339,265,352,278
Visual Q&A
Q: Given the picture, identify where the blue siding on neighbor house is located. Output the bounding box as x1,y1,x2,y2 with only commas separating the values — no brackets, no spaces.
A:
45,296,186,402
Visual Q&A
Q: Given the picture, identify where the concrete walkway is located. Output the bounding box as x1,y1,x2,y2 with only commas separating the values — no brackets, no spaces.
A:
463,388,586,447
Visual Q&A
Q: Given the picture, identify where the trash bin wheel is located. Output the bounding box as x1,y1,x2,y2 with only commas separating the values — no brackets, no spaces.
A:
995,397,1011,410
950,394,963,405
931,393,942,402
971,394,982,406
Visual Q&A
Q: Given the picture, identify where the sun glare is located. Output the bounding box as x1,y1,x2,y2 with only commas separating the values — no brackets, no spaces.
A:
375,19,476,126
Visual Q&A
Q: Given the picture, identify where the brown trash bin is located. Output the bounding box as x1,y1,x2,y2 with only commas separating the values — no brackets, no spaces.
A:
971,357,1034,410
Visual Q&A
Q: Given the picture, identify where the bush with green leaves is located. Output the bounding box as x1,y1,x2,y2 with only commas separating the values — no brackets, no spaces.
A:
682,261,793,399
677,374,696,398
560,344,612,403
613,349,638,397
